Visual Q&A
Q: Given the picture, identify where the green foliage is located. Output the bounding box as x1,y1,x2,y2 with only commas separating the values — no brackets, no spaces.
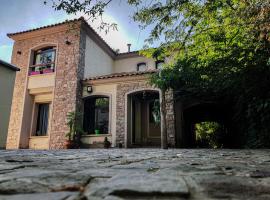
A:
45,0,117,33
142,0,270,147
66,111,84,141
195,122,224,149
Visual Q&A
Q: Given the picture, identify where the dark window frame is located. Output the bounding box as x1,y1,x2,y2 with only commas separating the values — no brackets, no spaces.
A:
155,60,165,70
137,62,147,71
83,96,110,135
35,103,50,136
29,46,56,75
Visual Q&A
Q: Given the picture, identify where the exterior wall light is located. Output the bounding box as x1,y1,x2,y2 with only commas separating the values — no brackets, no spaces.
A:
86,86,92,93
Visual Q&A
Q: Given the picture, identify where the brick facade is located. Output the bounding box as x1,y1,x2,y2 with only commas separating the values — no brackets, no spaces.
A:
6,18,177,149
48,27,86,149
6,22,84,149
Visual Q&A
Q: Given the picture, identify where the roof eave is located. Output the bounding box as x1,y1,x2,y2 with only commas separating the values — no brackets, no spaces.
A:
0,59,20,71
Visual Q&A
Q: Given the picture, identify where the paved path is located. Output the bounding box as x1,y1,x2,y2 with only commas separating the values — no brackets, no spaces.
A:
0,149,269,200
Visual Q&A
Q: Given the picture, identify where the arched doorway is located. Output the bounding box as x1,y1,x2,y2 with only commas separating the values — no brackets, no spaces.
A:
126,90,161,147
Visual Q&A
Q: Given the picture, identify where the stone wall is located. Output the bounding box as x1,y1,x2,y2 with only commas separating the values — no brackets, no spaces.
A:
165,89,175,147
115,79,176,147
6,22,84,149
48,26,86,149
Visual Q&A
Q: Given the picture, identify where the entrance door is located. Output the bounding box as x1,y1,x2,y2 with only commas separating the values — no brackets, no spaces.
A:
131,93,161,147
146,100,161,146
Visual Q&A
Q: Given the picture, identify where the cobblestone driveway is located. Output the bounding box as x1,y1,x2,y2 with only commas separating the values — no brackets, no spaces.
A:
0,149,269,200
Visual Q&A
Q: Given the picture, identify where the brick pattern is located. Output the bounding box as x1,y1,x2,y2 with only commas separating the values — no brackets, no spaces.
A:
6,41,25,149
165,89,176,147
49,28,86,149
6,23,84,149
115,80,175,147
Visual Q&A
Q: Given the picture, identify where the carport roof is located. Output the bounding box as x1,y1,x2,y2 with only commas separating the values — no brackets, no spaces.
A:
0,59,20,71
84,70,158,81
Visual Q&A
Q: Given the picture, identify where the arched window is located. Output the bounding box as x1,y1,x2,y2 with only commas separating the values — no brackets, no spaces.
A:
29,46,56,75
83,96,109,134
137,62,147,71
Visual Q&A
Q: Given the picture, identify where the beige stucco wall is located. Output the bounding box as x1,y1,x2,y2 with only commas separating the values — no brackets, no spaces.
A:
29,136,49,149
81,134,112,145
82,83,117,147
0,66,16,148
84,35,114,78
28,73,55,89
114,56,156,73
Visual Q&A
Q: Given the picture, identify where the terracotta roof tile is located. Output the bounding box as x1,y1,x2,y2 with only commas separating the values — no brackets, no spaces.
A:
7,17,144,59
7,17,82,37
7,17,117,56
84,70,158,81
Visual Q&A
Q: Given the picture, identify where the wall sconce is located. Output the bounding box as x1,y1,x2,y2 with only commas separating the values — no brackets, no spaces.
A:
17,51,22,55
86,86,92,93
65,40,71,45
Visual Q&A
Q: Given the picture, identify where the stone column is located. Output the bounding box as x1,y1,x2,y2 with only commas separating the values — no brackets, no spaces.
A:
165,89,176,147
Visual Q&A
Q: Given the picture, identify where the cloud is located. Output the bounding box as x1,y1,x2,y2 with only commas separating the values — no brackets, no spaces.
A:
70,12,134,53
0,45,13,62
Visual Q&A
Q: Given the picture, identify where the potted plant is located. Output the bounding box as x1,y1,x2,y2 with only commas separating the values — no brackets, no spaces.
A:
104,137,111,148
65,111,84,149
42,68,54,74
29,67,41,75
95,129,100,135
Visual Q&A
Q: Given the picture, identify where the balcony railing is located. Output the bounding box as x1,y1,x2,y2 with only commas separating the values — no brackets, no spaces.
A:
29,62,55,76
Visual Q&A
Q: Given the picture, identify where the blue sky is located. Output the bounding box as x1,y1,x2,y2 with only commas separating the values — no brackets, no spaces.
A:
0,0,151,62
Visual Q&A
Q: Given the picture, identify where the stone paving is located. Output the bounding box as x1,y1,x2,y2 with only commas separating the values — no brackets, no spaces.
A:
0,149,270,200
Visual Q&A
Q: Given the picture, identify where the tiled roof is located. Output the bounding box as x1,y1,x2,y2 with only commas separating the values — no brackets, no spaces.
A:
85,70,158,81
7,17,116,56
7,17,82,37
0,59,20,71
7,17,144,59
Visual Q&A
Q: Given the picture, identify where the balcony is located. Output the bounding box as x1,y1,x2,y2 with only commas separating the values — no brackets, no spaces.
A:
28,70,55,90
28,62,55,76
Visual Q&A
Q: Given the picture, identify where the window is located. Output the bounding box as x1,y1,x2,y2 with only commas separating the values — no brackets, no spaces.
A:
155,60,164,70
137,62,147,71
35,103,49,136
29,47,56,75
83,96,109,134
149,99,160,124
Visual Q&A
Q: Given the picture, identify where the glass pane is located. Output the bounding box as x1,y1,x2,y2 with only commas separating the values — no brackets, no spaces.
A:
35,104,49,136
149,100,160,124
34,49,55,65
35,54,41,65
83,97,109,134
137,63,147,71
156,61,164,70
95,98,109,134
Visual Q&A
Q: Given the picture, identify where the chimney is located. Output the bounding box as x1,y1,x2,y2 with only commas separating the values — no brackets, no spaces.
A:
127,43,131,52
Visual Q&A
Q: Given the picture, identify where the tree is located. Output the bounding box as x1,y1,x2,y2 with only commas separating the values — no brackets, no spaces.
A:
47,0,270,147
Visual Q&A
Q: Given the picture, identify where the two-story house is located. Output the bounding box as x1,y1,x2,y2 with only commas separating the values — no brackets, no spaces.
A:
6,17,177,149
